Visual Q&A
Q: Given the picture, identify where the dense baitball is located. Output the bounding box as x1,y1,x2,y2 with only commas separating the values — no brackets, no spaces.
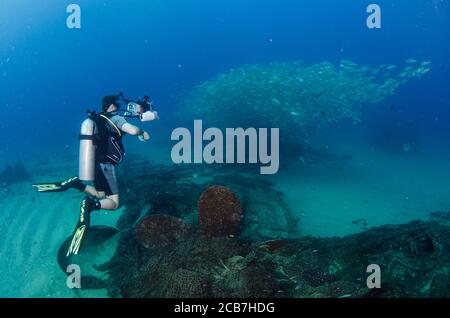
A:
198,185,243,237
135,214,192,248
180,60,431,135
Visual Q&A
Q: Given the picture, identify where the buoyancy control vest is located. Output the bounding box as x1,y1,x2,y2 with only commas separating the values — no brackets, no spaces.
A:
78,111,126,181
94,113,126,165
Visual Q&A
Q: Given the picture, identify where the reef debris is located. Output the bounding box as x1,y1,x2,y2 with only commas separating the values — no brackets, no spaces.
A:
99,160,450,298
104,211,450,298
198,185,243,237
0,161,32,186
135,214,192,248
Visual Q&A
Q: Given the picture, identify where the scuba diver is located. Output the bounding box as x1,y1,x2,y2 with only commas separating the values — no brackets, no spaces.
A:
32,93,158,257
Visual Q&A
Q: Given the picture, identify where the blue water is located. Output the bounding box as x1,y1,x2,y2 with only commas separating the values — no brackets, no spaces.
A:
0,0,449,297
1,0,449,159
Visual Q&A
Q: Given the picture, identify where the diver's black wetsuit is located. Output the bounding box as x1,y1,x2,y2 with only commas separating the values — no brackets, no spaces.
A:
66,112,128,256
33,112,129,257
92,112,128,196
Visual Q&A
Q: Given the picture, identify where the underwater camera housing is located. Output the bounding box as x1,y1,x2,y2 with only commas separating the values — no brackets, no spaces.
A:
120,93,158,122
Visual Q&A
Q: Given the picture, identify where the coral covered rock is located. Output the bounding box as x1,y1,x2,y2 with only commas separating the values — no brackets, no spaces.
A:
198,186,243,237
0,161,32,186
135,214,192,248
163,268,210,298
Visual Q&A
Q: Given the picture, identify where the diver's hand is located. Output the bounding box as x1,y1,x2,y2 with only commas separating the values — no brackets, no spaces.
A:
138,131,150,142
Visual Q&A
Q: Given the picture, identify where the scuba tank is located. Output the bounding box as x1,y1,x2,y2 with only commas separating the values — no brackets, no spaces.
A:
78,110,126,181
78,116,97,181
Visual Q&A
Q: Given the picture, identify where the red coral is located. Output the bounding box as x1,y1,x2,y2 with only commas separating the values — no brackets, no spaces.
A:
135,214,192,248
198,186,243,237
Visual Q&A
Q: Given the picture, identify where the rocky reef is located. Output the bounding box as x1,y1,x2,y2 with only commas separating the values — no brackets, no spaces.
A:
135,214,192,248
0,161,32,186
77,160,450,298
115,158,298,241
104,215,450,298
198,185,243,237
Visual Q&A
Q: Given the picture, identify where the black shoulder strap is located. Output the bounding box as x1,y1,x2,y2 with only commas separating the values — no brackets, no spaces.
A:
95,112,122,138
79,135,96,141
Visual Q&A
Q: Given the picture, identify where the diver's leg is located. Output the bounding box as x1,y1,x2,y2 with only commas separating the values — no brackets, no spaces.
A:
83,185,106,199
66,196,101,257
100,194,119,210
65,195,118,256
82,185,118,210
86,162,111,199
32,177,86,193
66,162,120,256
94,163,120,210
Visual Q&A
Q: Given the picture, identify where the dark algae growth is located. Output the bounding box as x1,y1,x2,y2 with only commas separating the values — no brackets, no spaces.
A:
70,161,450,298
